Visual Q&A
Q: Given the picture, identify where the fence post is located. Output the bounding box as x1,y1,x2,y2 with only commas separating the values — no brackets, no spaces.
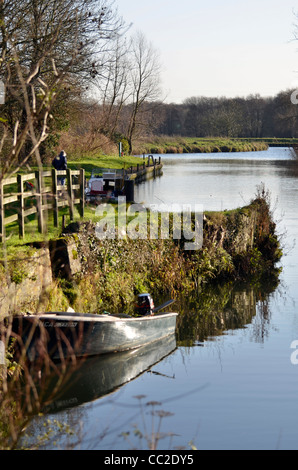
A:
17,174,24,238
35,170,45,234
52,169,59,227
79,168,85,219
0,180,4,241
67,169,74,221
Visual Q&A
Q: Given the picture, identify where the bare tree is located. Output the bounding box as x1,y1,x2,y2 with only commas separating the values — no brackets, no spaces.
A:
0,0,126,174
82,30,162,153
0,0,80,176
125,31,162,154
90,35,131,139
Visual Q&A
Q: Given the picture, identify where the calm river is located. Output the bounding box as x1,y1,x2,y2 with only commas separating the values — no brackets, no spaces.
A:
25,147,298,450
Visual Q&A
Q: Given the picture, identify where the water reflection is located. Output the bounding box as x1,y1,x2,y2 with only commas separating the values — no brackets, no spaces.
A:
25,334,177,415
14,335,177,448
176,277,280,347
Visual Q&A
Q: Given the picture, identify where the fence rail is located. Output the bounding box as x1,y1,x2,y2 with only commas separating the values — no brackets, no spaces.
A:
0,168,85,240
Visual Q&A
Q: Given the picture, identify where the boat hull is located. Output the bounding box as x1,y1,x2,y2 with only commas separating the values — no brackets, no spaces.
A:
10,312,178,360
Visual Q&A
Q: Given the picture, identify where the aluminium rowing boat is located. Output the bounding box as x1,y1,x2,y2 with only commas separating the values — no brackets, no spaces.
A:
10,311,178,360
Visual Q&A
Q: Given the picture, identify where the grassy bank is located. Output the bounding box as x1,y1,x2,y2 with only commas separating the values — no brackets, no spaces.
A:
0,159,283,318
230,137,298,147
66,153,144,179
133,137,269,155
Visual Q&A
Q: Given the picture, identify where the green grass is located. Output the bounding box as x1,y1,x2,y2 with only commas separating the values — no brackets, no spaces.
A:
7,153,145,178
0,204,104,261
66,154,145,178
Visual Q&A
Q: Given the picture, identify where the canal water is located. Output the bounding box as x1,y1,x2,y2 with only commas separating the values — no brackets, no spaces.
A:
24,147,298,450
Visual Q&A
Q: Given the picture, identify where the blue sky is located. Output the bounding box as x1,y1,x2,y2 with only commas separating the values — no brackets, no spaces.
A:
115,0,298,103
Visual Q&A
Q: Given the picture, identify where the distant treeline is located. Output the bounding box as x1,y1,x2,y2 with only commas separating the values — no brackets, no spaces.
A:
155,90,298,139
59,89,298,157
56,88,298,157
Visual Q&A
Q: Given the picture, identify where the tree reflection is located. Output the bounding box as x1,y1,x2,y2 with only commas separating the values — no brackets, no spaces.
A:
176,272,280,347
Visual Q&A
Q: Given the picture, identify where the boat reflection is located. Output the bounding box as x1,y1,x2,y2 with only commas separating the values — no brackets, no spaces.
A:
40,334,176,414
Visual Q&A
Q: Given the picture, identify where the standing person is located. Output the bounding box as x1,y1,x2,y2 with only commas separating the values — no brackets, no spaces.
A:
52,150,67,185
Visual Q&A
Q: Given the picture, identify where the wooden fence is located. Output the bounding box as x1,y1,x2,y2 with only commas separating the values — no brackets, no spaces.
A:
121,155,162,179
0,168,85,240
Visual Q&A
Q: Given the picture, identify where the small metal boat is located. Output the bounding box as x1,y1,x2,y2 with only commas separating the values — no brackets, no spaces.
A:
8,296,177,361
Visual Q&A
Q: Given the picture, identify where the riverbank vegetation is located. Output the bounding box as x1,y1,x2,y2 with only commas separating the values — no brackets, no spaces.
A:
0,184,283,317
34,187,281,317
132,136,269,155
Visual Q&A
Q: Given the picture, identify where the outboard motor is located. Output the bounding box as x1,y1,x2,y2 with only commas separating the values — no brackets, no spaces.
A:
135,294,154,316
